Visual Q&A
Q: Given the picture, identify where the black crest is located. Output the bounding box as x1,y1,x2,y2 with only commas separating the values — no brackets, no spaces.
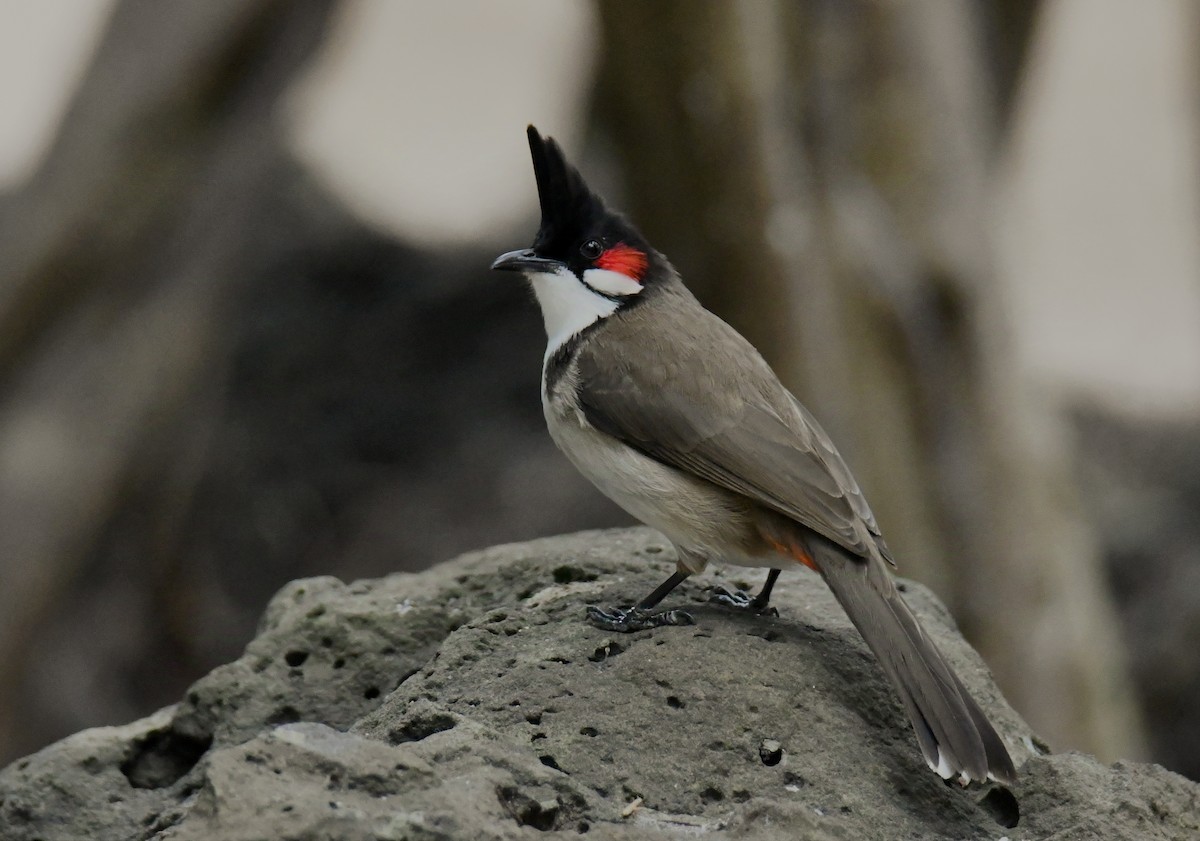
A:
526,126,609,258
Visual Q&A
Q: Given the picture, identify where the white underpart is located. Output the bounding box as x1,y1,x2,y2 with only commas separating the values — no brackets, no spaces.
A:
582,267,643,297
526,266,620,360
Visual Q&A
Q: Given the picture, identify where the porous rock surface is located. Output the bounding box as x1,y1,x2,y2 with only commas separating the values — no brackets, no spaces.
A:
1,528,1196,840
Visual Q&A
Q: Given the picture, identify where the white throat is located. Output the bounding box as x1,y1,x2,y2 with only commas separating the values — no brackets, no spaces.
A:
526,267,620,361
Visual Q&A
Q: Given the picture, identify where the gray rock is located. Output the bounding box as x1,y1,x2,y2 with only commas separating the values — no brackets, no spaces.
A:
2,528,1197,840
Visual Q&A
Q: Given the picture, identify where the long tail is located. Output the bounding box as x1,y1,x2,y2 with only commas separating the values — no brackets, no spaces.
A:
808,537,1016,785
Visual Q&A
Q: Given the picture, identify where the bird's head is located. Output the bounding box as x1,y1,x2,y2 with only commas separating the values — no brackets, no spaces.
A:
492,127,660,348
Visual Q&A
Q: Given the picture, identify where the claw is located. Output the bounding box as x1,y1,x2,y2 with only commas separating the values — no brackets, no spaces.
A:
586,605,695,633
709,585,753,609
708,586,779,617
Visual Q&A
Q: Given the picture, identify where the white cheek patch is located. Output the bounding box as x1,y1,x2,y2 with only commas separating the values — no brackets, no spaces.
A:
582,268,643,297
526,267,619,360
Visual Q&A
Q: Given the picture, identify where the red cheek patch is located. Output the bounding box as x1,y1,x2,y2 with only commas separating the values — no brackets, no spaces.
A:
595,243,648,281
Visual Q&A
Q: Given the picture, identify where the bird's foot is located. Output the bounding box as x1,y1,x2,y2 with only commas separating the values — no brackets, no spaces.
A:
708,585,779,617
586,605,695,633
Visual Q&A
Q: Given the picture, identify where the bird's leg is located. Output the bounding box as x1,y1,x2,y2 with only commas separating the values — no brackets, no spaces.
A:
709,568,781,616
586,570,695,632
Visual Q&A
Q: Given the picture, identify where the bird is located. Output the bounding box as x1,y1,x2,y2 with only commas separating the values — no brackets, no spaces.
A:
491,125,1016,787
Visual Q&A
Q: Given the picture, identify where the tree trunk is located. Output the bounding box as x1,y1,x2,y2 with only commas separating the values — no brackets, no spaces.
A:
593,0,1144,761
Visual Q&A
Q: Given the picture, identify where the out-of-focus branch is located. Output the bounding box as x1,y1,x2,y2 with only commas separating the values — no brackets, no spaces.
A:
591,0,801,387
981,0,1045,127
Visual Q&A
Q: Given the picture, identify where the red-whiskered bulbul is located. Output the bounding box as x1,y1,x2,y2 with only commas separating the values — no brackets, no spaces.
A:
491,126,1016,787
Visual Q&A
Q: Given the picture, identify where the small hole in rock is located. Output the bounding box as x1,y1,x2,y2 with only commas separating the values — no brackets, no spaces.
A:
525,711,543,725
267,706,300,726
284,651,308,668
120,730,212,789
552,565,598,584
496,785,561,831
332,658,345,669
539,754,563,771
588,641,624,662
979,786,1021,829
363,687,380,700
700,786,724,803
758,739,784,766
580,726,598,737
666,696,685,709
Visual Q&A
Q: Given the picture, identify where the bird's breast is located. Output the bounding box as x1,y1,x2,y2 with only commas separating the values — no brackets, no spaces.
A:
542,383,769,568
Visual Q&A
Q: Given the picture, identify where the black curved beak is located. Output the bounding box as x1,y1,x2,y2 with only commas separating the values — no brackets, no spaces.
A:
490,249,563,273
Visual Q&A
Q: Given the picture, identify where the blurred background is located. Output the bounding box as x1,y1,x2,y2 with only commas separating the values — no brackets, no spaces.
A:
0,0,1198,782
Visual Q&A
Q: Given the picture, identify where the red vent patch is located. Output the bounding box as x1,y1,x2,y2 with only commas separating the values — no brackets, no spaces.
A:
595,244,648,281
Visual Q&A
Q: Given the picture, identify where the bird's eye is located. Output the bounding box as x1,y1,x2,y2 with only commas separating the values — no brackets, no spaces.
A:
580,239,603,260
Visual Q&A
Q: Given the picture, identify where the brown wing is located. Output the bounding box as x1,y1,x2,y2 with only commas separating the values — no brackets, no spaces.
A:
574,285,893,564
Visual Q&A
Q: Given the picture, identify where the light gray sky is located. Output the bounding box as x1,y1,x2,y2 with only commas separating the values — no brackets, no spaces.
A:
1,0,1197,416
